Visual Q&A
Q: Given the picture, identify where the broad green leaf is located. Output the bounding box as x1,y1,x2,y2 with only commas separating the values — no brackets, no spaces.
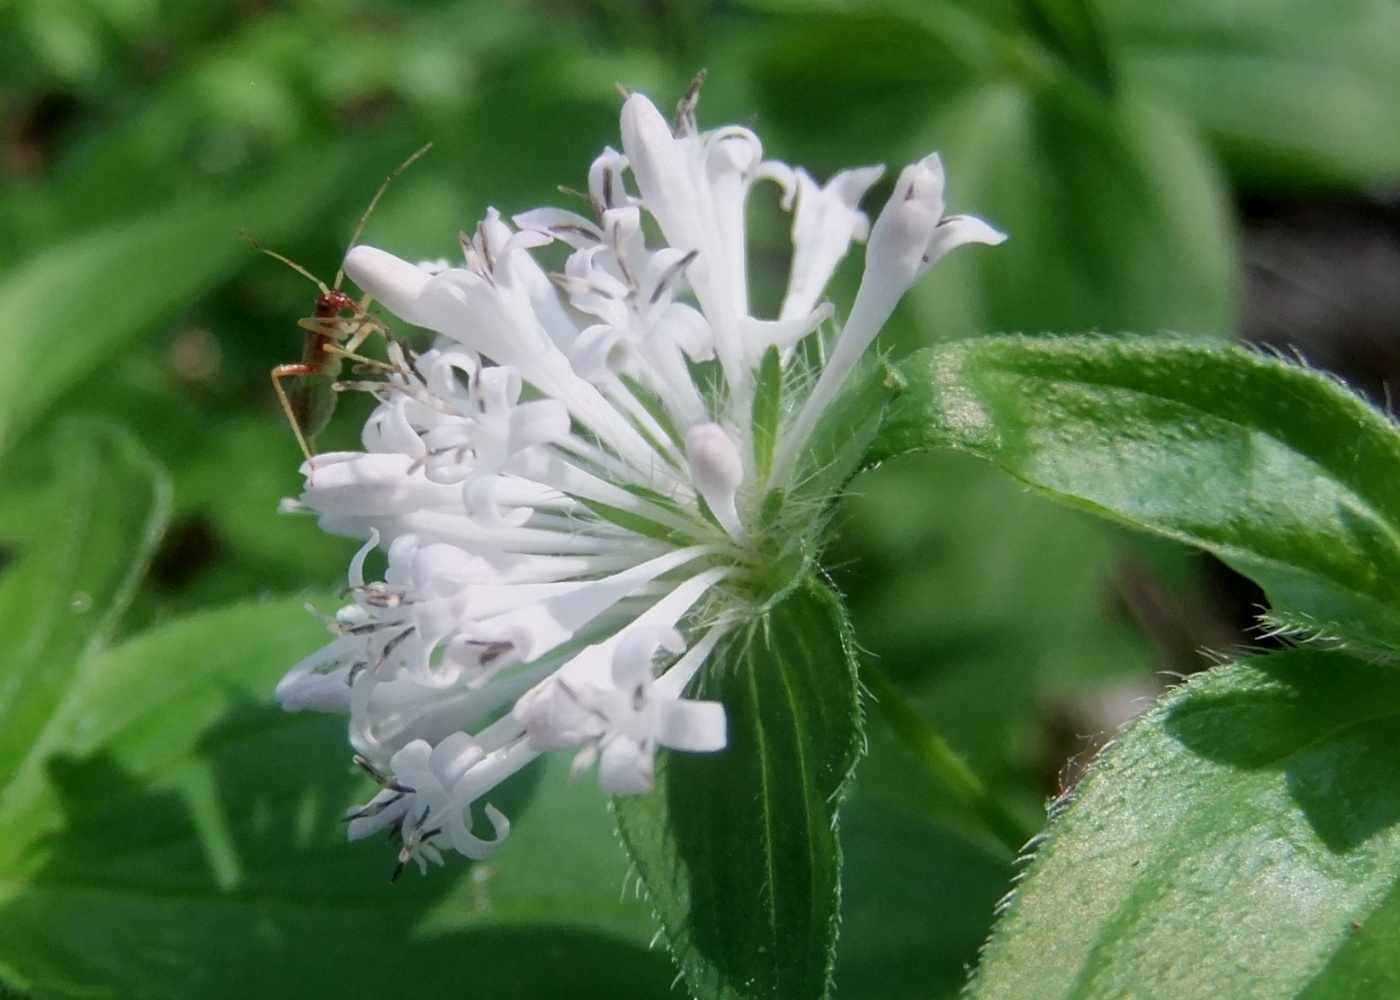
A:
753,8,998,161
909,83,1234,339
880,335,1400,654
615,578,864,1000
0,146,358,455
0,597,670,1000
1016,0,1116,98
0,421,169,808
1106,0,1400,185
971,648,1400,999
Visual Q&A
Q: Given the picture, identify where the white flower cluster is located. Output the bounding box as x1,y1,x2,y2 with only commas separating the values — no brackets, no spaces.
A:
276,81,1004,876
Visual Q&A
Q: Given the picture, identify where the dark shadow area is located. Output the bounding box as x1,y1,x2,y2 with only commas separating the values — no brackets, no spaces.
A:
148,513,226,591
0,692,674,1000
836,790,1010,1000
1163,649,1400,853
1240,190,1400,410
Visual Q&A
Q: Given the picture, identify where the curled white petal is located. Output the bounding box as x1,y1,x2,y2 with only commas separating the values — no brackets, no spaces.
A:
778,164,885,323
774,152,1003,480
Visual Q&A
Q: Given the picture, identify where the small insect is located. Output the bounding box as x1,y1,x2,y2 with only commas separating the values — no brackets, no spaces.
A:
243,142,432,465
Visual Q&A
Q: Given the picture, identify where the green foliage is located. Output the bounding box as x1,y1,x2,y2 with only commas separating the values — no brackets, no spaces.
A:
1016,0,1117,98
0,150,356,453
879,335,1400,998
0,432,668,1000
0,423,169,834
751,345,783,481
1101,0,1400,185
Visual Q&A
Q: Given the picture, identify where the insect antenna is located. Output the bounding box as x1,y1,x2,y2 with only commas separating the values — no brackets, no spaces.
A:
239,230,332,296
333,141,434,291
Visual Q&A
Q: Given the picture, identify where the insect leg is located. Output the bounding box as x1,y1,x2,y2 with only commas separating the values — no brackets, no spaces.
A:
272,363,318,465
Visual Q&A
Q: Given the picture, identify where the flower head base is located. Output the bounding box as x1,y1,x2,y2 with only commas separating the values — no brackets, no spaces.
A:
277,80,1004,874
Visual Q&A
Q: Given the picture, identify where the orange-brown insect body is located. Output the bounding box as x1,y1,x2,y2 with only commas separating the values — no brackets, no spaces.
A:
281,290,370,446
245,143,432,466
293,291,362,372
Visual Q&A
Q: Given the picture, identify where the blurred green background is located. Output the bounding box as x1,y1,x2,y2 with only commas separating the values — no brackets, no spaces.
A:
1,1,1398,998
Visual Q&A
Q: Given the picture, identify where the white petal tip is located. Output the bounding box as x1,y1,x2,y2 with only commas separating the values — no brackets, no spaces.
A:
343,245,432,315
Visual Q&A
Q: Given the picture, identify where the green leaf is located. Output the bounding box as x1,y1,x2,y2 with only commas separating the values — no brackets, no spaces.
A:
880,335,1400,654
971,648,1400,998
0,147,358,455
0,597,671,1000
1016,0,1117,98
615,578,864,1000
0,421,170,811
1106,0,1400,185
908,84,1234,339
753,8,1234,341
753,8,998,161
